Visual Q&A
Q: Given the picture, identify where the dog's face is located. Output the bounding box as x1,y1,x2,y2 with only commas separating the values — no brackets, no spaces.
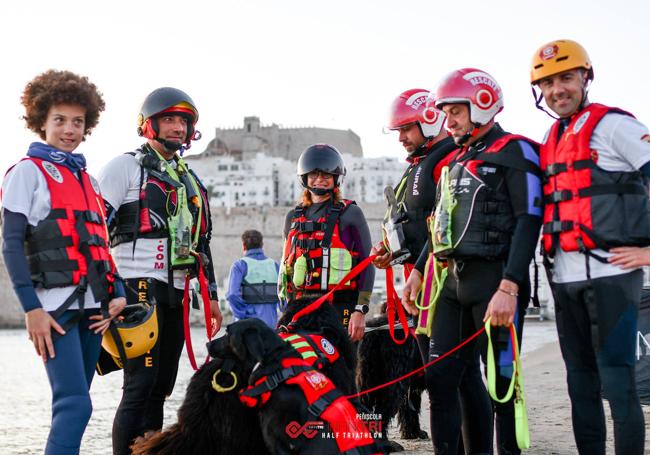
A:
208,319,284,374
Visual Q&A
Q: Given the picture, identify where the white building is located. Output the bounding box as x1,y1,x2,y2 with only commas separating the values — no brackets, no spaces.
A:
186,151,407,208
184,116,407,208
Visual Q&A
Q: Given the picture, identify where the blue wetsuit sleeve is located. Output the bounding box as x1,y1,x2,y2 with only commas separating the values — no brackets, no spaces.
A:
113,276,126,299
225,260,248,319
641,161,650,178
1,209,41,312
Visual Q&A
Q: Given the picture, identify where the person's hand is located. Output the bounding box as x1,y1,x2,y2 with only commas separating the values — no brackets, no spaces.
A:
371,242,392,269
401,269,423,316
89,297,127,335
348,311,365,341
25,308,65,362
608,246,650,269
484,280,518,326
210,300,223,336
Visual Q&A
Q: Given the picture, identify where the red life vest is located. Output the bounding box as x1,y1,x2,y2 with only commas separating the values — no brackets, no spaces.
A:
540,103,650,254
25,158,114,301
282,200,358,299
239,356,377,454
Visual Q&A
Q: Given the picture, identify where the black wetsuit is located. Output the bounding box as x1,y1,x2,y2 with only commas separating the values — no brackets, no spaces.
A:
416,124,543,455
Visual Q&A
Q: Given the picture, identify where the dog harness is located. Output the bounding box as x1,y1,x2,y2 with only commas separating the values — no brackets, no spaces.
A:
239,356,377,454
278,332,340,368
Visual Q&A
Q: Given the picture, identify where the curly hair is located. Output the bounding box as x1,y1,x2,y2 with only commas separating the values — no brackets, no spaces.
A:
21,69,105,140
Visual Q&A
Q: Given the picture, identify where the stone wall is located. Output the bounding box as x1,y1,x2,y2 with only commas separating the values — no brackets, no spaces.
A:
0,203,387,328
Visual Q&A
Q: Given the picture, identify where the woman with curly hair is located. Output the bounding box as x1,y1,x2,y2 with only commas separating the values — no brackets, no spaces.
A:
1,69,126,454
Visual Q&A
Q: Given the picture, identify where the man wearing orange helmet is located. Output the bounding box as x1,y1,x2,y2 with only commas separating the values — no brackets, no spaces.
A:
531,39,650,455
402,69,543,454
99,87,223,454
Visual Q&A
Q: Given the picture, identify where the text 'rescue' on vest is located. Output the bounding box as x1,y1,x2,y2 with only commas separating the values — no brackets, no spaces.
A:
432,133,541,260
541,103,650,255
240,256,279,304
279,200,358,301
25,158,114,302
108,145,211,272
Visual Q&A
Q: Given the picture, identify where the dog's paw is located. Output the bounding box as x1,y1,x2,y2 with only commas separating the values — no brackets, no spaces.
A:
380,439,405,453
399,429,428,440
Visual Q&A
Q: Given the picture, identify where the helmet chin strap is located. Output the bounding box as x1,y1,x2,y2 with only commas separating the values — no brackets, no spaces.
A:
454,123,481,146
532,77,591,121
308,187,334,196
155,137,184,152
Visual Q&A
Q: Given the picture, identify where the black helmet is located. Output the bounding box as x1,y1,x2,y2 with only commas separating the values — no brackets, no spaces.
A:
297,144,346,192
137,87,201,150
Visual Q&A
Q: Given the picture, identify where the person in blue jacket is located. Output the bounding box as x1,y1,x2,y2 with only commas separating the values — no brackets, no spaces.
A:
226,230,280,327
1,69,126,455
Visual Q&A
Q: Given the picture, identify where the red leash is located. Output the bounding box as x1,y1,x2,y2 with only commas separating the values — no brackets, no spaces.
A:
182,254,215,371
345,326,486,400
385,266,411,345
290,255,377,324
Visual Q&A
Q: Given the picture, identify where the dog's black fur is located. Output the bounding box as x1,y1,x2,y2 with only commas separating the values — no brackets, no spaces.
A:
213,318,382,454
130,354,269,455
130,300,371,455
357,313,428,452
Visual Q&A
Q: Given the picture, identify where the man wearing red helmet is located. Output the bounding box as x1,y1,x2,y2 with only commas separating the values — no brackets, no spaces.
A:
373,88,456,271
531,39,650,455
98,87,222,454
402,69,543,454
371,89,487,448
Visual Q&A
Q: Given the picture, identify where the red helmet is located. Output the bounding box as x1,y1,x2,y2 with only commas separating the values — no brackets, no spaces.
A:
434,68,503,125
386,89,446,138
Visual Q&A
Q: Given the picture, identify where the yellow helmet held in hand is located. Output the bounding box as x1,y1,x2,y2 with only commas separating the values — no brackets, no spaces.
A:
102,304,159,359
530,39,593,85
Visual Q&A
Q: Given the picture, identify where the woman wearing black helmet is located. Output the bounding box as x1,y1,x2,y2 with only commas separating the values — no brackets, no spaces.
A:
279,144,375,341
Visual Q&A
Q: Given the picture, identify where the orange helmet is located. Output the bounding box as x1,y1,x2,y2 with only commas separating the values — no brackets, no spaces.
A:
530,39,593,85
386,89,446,138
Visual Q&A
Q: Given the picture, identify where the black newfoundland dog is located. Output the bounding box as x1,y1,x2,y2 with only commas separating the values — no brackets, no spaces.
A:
210,318,382,454
130,352,269,455
357,313,428,452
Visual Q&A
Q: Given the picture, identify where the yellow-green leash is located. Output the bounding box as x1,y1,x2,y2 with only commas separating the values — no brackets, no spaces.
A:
485,318,530,450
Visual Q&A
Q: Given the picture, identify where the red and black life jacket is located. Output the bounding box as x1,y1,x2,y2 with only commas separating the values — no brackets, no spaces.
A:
541,103,650,254
24,158,114,302
440,132,541,259
282,199,359,300
109,146,211,249
239,356,377,454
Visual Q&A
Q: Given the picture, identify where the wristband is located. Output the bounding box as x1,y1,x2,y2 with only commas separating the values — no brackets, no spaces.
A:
498,288,518,297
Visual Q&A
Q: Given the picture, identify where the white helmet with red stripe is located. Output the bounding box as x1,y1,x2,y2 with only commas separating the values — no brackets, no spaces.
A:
434,68,503,126
386,88,446,138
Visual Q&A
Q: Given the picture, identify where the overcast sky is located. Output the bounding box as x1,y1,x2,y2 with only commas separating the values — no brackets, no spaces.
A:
2,0,649,177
